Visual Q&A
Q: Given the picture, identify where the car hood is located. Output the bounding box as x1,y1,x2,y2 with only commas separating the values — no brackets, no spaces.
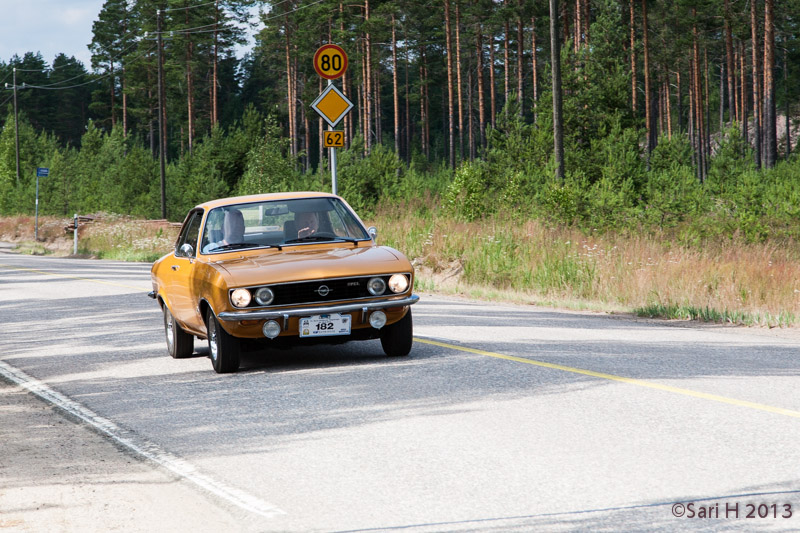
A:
211,245,409,287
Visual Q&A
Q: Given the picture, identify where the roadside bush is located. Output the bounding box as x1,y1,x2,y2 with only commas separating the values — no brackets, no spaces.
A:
237,115,300,196
336,137,403,216
444,160,492,221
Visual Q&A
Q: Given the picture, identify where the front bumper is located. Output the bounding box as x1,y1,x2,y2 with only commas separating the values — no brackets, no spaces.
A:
217,294,419,323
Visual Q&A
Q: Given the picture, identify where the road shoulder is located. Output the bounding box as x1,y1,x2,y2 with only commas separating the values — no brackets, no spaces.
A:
0,379,245,533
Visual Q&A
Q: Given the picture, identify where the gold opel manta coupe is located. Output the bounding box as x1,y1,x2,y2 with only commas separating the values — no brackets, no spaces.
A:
148,192,418,373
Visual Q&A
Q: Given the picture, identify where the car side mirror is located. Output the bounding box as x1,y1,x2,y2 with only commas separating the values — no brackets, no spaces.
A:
367,226,377,241
179,243,194,257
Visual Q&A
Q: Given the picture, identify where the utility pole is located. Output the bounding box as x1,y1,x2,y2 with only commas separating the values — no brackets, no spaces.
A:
13,68,20,185
549,0,564,180
157,9,167,219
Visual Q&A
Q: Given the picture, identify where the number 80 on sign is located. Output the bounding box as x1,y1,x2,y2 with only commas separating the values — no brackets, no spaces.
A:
313,44,348,80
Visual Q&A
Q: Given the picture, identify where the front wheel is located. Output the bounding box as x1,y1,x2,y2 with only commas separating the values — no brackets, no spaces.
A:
380,309,413,356
164,305,193,358
206,310,240,373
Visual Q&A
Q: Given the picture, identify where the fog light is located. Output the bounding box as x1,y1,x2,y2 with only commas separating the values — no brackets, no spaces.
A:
369,310,387,329
262,320,281,339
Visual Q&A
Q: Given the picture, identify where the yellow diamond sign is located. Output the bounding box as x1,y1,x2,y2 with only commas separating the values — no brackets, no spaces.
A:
311,84,353,128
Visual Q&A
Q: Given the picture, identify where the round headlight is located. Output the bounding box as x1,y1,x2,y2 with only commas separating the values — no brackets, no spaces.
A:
388,274,409,293
367,277,387,296
255,287,275,306
230,288,251,308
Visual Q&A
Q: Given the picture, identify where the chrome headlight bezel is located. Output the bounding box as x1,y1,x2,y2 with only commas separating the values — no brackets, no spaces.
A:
367,277,387,296
254,287,275,306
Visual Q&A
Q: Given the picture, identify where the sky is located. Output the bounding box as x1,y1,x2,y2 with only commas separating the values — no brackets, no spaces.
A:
0,1,259,72
0,1,106,68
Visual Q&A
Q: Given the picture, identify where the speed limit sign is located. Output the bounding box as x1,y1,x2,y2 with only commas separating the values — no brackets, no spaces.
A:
314,44,348,80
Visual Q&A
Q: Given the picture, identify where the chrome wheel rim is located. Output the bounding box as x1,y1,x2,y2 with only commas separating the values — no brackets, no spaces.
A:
208,318,218,362
165,309,175,350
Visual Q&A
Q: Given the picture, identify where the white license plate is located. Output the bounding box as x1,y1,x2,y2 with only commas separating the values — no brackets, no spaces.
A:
299,313,351,337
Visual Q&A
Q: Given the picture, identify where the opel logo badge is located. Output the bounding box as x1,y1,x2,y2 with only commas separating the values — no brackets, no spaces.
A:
316,285,331,297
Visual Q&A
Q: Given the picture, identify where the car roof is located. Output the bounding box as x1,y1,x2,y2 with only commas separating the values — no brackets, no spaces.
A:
196,191,339,211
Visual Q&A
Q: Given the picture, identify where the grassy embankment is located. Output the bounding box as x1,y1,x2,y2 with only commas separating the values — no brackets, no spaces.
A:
3,205,799,327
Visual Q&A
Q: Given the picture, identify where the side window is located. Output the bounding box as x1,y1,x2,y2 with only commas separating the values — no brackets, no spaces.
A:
176,211,203,257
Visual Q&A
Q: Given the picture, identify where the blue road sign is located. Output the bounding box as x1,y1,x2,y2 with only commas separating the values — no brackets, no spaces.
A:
36,167,49,177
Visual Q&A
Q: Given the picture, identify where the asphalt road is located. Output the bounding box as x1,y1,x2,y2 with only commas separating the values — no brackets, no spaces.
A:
1,252,799,532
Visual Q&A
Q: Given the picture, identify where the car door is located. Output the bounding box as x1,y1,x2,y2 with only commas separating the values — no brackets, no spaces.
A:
166,210,205,332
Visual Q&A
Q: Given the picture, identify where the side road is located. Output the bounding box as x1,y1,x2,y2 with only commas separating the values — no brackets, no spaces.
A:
0,379,245,533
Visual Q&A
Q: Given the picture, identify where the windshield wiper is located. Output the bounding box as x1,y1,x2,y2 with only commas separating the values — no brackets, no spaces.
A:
332,236,360,245
284,236,335,244
211,242,257,251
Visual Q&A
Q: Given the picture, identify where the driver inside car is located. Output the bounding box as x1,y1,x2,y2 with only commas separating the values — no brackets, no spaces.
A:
295,211,319,239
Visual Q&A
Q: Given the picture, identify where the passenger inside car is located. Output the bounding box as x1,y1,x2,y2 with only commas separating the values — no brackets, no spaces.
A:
203,208,244,252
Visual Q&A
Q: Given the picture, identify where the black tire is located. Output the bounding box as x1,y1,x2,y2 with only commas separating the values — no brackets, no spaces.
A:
163,305,193,358
380,309,413,356
206,310,240,373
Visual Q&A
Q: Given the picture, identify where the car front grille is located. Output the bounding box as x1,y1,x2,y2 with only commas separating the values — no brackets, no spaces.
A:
254,276,394,307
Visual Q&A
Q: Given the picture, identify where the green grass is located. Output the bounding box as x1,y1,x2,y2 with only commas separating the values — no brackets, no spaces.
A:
635,303,798,327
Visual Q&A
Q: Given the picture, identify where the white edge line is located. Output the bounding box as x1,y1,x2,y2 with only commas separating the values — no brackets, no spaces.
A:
0,359,285,519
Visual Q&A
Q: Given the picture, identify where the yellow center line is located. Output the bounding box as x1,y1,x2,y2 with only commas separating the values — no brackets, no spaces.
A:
415,337,800,419
0,263,147,292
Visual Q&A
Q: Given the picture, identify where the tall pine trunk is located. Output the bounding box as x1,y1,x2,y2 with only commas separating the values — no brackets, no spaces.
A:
763,0,776,167
531,17,539,122
504,10,510,112
212,0,219,126
692,11,706,182
444,0,455,168
455,2,465,162
724,0,736,124
550,0,565,180
740,41,749,146
517,10,523,116
392,14,400,157
751,0,762,167
284,12,294,158
365,0,373,153
630,0,637,114
489,35,497,127
642,0,652,153
475,22,486,149
185,9,194,153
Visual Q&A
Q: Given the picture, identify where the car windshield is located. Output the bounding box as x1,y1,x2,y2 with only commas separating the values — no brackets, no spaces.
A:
200,197,371,254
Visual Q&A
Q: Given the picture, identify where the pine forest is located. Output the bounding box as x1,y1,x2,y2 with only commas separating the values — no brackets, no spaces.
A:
1,0,800,246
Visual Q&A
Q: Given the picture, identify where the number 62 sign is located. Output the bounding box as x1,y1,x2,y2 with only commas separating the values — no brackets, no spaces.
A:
314,44,348,80
323,131,344,148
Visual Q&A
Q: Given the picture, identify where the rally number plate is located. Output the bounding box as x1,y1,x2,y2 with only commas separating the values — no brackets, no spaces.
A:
299,313,351,337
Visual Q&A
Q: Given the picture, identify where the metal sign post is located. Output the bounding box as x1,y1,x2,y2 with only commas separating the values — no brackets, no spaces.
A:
310,82,352,196
312,45,351,196
73,214,78,255
34,167,49,241
329,87,338,195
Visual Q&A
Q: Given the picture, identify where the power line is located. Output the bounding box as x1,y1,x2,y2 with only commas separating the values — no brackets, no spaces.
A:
0,93,13,110
260,0,328,23
20,45,156,91
164,0,219,12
